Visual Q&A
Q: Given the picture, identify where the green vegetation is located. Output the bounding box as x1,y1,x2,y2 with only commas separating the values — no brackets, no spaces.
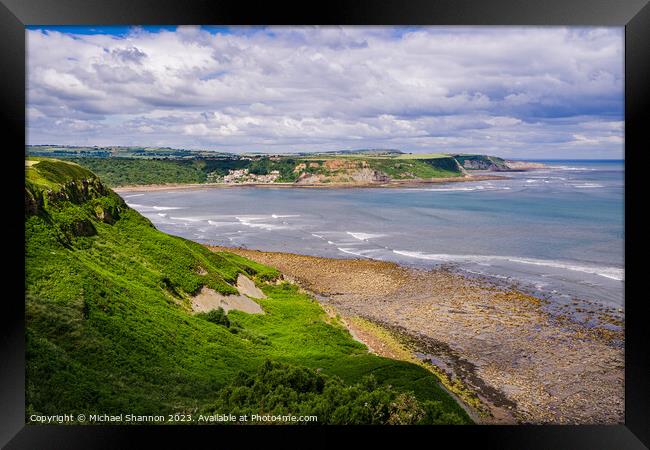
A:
453,154,509,171
366,157,461,179
25,146,519,187
25,158,470,424
202,360,465,424
25,146,524,188
245,158,301,182
66,157,304,186
394,153,448,159
26,145,231,159
68,158,209,186
26,158,96,191
196,307,231,328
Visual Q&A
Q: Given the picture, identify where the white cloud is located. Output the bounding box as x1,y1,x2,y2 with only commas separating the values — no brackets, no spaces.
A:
27,26,624,158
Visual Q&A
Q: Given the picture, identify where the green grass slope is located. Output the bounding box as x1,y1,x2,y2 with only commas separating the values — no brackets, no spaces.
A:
366,157,461,179
25,158,470,424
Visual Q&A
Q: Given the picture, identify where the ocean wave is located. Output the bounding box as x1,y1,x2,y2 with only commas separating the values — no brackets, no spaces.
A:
547,166,596,171
169,216,203,222
153,206,184,211
429,186,485,191
236,217,287,230
393,185,512,193
392,250,623,281
123,193,144,198
572,183,604,188
346,232,385,241
271,214,300,219
157,213,167,218
430,186,510,192
208,220,238,226
337,248,371,258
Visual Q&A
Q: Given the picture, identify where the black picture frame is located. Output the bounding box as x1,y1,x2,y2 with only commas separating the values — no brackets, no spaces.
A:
2,0,648,448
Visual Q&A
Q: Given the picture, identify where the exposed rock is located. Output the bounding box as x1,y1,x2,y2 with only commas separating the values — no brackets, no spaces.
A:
70,218,97,237
504,161,547,170
236,274,267,299
25,187,43,216
46,178,108,205
94,204,120,224
191,286,264,314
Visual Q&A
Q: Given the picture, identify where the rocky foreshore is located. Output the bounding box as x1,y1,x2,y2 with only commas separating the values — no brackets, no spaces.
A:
208,246,624,425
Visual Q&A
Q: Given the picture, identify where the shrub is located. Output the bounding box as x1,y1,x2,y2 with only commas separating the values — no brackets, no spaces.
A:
197,307,230,328
201,360,463,425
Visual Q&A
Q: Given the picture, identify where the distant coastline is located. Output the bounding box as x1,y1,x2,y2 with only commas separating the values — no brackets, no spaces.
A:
27,147,545,190
113,174,510,193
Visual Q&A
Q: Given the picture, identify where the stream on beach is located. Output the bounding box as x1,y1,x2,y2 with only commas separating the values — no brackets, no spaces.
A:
122,160,624,327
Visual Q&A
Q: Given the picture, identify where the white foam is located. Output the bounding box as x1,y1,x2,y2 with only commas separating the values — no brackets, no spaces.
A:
432,186,481,191
234,215,270,221
311,233,324,239
208,220,237,226
337,248,371,258
271,214,300,219
169,216,203,222
547,166,596,171
153,206,184,211
390,184,514,193
123,193,144,198
407,185,511,192
157,213,167,218
236,216,287,230
346,232,385,241
572,183,604,188
392,250,623,281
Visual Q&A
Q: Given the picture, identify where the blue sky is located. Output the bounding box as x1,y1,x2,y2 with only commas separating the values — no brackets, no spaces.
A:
26,26,624,158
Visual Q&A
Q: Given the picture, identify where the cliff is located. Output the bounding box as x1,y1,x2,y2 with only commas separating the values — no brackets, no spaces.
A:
24,158,469,423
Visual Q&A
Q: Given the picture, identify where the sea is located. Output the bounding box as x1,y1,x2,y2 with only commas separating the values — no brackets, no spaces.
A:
122,160,624,319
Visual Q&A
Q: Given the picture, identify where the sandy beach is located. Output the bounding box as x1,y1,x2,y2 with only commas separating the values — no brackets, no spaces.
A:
209,246,624,425
113,174,509,193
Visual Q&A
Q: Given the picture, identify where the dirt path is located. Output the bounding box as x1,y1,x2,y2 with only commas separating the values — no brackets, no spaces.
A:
209,246,624,425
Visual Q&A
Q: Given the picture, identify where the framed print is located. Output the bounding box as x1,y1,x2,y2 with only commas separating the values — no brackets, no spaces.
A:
2,0,648,448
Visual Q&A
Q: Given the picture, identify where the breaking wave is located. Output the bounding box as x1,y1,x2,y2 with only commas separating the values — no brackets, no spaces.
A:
392,250,623,281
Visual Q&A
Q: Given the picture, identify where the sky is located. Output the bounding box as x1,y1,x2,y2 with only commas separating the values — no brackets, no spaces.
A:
26,26,624,159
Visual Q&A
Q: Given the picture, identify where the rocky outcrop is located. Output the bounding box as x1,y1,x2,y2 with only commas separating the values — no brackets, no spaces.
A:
462,159,499,170
25,186,44,216
294,159,391,184
69,218,97,237
504,161,547,171
350,168,391,183
46,177,108,205
94,203,121,224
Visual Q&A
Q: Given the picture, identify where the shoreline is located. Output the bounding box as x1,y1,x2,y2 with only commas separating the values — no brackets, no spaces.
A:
208,245,624,425
112,174,509,193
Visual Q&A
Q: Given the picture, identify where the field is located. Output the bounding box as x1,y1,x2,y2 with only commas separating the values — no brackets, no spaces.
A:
25,158,470,424
394,153,448,159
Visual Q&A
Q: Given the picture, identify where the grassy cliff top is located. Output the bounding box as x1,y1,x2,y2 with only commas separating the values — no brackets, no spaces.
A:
25,158,96,191
25,157,470,424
